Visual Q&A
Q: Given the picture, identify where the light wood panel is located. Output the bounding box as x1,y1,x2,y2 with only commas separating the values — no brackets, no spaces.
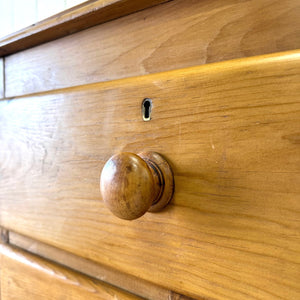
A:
7,230,195,300
0,244,142,300
0,0,169,57
0,51,300,299
4,0,300,98
0,58,3,99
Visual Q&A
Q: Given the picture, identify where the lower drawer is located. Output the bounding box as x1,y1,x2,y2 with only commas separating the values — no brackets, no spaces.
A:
0,244,140,300
0,50,300,299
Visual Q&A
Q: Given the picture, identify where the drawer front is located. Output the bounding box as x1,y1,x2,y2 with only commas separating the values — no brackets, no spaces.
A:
0,51,300,299
4,0,300,98
0,244,141,300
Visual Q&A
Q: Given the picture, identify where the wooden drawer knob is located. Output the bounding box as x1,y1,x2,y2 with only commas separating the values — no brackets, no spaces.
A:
100,152,174,220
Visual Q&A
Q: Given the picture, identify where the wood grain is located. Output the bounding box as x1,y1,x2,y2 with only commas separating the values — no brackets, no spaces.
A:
100,152,173,220
0,0,169,57
4,0,300,98
7,230,195,300
0,244,142,300
0,58,3,99
0,50,300,299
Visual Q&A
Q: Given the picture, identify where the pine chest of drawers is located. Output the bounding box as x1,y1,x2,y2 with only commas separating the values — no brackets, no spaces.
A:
0,0,300,299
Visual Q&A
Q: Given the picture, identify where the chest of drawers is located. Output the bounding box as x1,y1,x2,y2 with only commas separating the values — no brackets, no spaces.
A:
0,0,300,299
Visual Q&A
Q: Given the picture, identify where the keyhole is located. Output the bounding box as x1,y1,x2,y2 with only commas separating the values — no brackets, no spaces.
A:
142,98,152,121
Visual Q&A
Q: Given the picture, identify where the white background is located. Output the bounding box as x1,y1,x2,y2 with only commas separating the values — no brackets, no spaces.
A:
0,0,86,38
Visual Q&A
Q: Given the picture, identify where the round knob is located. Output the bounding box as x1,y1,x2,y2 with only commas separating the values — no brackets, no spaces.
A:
100,152,174,220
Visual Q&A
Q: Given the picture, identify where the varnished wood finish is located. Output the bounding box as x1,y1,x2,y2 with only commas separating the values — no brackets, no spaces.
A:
100,152,174,219
139,152,174,213
0,51,300,299
0,0,169,57
101,152,160,220
0,244,142,300
0,58,3,99
4,0,300,98
7,230,195,300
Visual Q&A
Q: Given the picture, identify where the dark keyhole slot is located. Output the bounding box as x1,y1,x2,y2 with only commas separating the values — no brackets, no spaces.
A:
144,101,151,118
142,98,152,121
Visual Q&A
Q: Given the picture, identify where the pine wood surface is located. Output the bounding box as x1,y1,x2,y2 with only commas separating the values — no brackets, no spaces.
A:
0,244,142,300
0,58,3,99
4,0,300,98
0,51,300,299
0,0,169,57
7,230,195,300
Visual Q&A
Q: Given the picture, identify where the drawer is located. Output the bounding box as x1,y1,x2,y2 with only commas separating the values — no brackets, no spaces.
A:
0,244,141,300
0,50,300,299
4,0,300,98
